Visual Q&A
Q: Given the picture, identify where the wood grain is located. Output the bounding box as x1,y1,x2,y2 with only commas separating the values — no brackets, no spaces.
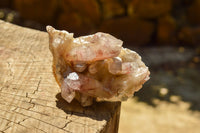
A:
0,20,121,133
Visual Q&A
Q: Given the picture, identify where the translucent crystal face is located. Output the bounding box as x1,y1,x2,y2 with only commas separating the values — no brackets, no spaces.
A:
47,26,150,106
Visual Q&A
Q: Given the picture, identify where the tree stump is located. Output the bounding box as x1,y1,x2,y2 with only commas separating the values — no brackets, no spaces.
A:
0,20,121,133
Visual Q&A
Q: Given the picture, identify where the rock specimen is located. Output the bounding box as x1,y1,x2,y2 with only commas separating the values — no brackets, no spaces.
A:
46,26,150,106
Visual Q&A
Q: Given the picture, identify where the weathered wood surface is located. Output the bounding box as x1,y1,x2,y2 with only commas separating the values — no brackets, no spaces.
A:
0,20,121,133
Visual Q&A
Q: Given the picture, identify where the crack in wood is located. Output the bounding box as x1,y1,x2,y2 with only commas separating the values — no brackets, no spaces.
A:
7,62,13,78
0,95,35,109
0,102,31,112
0,96,108,130
11,108,72,132
11,107,18,112
0,108,28,122
61,120,72,129
2,126,11,133
25,93,28,98
27,101,35,110
33,78,42,94
0,102,59,118
0,116,30,132
16,118,47,133
1,91,55,103
17,118,29,124
0,62,14,89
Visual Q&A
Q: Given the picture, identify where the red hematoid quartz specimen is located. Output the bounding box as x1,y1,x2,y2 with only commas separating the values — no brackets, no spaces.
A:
46,26,150,106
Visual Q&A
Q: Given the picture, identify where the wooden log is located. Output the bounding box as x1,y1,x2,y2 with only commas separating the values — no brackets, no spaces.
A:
0,20,121,133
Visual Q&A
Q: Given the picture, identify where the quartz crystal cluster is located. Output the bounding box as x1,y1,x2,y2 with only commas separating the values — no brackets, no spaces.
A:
46,26,150,106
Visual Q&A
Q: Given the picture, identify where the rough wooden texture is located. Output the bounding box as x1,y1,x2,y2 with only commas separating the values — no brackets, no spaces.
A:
0,20,121,133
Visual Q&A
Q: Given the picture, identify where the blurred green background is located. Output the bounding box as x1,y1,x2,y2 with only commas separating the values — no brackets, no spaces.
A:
1,0,200,133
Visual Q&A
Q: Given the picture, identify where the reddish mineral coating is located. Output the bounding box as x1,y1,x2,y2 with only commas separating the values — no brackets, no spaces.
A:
47,26,150,106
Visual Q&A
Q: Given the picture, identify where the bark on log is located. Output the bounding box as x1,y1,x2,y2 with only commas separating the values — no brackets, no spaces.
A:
0,20,121,133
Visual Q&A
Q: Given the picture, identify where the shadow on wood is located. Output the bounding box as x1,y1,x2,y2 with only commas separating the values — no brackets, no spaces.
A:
56,93,121,132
